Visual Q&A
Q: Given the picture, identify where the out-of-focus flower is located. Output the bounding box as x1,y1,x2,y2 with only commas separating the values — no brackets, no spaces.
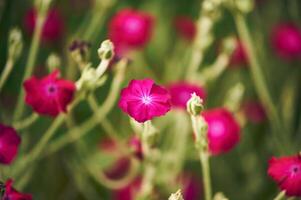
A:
24,70,76,117
180,173,203,200
242,100,266,124
268,154,301,197
168,82,206,110
113,177,142,200
2,179,32,200
271,23,301,60
108,9,154,56
129,136,143,160
202,108,240,155
24,8,64,42
0,124,21,165
229,39,248,68
119,79,171,123
174,16,196,41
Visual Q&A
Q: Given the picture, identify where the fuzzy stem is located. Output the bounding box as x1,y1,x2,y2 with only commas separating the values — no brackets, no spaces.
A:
200,152,212,200
13,9,47,121
0,58,14,93
233,12,291,154
273,191,285,200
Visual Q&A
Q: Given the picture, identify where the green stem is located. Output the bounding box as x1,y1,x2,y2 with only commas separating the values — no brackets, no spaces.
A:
45,60,127,156
233,12,290,154
0,58,14,93
200,152,212,200
273,191,285,200
13,11,47,121
13,113,39,131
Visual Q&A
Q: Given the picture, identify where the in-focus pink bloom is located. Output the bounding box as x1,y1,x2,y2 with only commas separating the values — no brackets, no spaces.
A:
99,138,131,180
2,179,32,200
242,100,266,124
168,82,206,109
180,173,203,200
268,155,301,197
24,70,76,117
119,79,171,123
114,177,142,200
174,16,196,41
129,136,143,160
0,124,21,165
108,9,154,56
24,8,64,42
202,108,240,155
271,23,301,60
229,39,248,67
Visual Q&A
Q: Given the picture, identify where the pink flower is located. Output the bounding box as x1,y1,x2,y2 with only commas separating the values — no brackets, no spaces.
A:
24,8,64,42
174,16,196,41
268,155,301,197
229,39,248,68
129,136,143,160
24,70,76,117
202,108,240,155
180,173,203,200
242,100,266,124
0,124,21,165
271,23,301,60
168,82,206,109
2,179,32,200
119,79,171,123
113,177,142,200
108,9,154,56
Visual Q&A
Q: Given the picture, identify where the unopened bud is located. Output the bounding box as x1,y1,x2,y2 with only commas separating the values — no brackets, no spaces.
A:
168,190,184,200
47,53,61,71
98,40,114,60
69,40,91,68
234,0,254,14
221,37,236,55
187,93,204,116
8,28,23,60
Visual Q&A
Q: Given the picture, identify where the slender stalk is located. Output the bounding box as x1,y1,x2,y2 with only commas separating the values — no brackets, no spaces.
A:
200,152,212,200
0,59,14,93
13,11,47,121
273,191,285,200
13,113,39,131
233,12,291,154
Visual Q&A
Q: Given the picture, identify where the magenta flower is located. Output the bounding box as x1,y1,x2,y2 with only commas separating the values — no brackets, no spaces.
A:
113,177,142,200
24,70,76,117
268,155,301,197
0,124,21,165
271,23,301,60
2,179,32,200
119,79,171,123
24,8,64,42
180,173,203,200
202,108,240,155
129,136,143,160
242,100,266,124
108,9,154,56
229,39,248,68
174,16,196,41
168,82,206,109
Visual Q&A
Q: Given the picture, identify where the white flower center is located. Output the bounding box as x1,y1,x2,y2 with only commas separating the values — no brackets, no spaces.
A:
141,95,152,105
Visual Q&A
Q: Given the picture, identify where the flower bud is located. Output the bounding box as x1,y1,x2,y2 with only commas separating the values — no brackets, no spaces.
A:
169,190,184,200
186,93,204,116
214,192,229,200
46,53,61,71
98,39,114,60
221,36,236,55
69,40,91,67
234,0,254,14
8,28,23,60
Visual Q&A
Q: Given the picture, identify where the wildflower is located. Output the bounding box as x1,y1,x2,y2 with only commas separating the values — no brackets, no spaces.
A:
168,82,206,110
24,8,64,42
242,100,266,123
119,79,171,123
174,16,196,41
129,136,143,160
108,9,154,56
202,108,240,155
268,154,301,197
180,173,203,200
0,124,21,165
229,39,248,67
2,179,32,200
271,23,301,60
113,177,142,200
24,70,76,117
